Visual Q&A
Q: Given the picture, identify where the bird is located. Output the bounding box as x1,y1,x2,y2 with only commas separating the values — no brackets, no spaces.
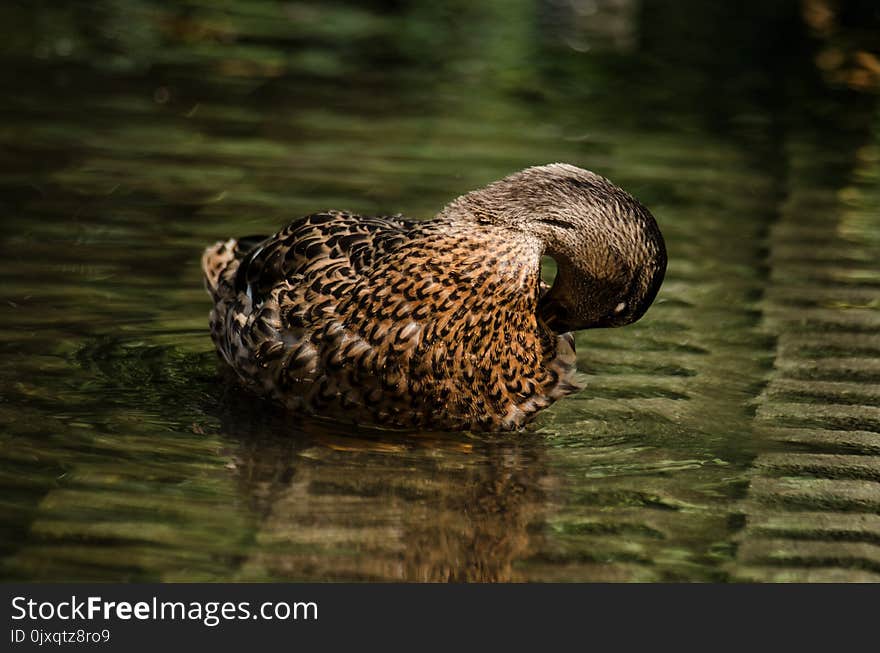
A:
201,163,666,432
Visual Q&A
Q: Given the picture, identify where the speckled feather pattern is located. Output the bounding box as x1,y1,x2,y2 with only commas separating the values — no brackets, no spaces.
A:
201,164,666,432
203,211,579,431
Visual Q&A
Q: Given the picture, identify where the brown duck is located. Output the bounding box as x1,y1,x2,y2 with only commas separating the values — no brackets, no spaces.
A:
201,164,666,431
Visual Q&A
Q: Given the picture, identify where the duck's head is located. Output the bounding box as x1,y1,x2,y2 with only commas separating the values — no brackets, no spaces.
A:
440,163,667,333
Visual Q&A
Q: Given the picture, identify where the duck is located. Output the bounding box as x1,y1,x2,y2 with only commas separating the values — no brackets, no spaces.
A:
201,163,667,432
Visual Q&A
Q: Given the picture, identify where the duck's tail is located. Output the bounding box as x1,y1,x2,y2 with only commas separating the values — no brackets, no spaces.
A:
201,239,238,296
201,235,267,297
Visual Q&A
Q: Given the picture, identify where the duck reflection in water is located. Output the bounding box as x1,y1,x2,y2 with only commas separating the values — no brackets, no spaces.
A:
218,397,551,582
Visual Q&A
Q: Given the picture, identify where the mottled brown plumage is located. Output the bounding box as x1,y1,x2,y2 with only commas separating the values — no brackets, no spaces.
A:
201,164,666,431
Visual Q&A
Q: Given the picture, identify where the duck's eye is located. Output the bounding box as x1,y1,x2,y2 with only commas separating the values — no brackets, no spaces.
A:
614,301,626,314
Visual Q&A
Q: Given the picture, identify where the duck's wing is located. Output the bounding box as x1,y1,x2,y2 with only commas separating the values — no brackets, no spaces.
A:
202,211,418,399
230,211,415,303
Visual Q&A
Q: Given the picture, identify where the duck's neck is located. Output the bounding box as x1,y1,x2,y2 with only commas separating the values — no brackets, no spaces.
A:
535,226,629,333
436,218,607,332
436,210,614,333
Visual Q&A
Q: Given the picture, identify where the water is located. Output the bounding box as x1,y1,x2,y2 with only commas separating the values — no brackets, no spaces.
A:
1,0,878,582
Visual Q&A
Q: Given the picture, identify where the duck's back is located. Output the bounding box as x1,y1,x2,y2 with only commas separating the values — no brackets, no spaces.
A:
202,211,580,431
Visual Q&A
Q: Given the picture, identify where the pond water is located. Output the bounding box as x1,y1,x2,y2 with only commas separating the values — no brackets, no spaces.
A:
1,1,879,582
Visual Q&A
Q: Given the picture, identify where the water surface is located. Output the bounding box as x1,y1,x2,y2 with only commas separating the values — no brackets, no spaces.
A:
1,0,879,581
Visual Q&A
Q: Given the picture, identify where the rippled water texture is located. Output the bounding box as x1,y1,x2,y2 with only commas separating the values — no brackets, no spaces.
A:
1,1,879,581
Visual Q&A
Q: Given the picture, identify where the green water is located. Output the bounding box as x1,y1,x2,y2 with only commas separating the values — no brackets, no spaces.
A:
1,1,879,582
